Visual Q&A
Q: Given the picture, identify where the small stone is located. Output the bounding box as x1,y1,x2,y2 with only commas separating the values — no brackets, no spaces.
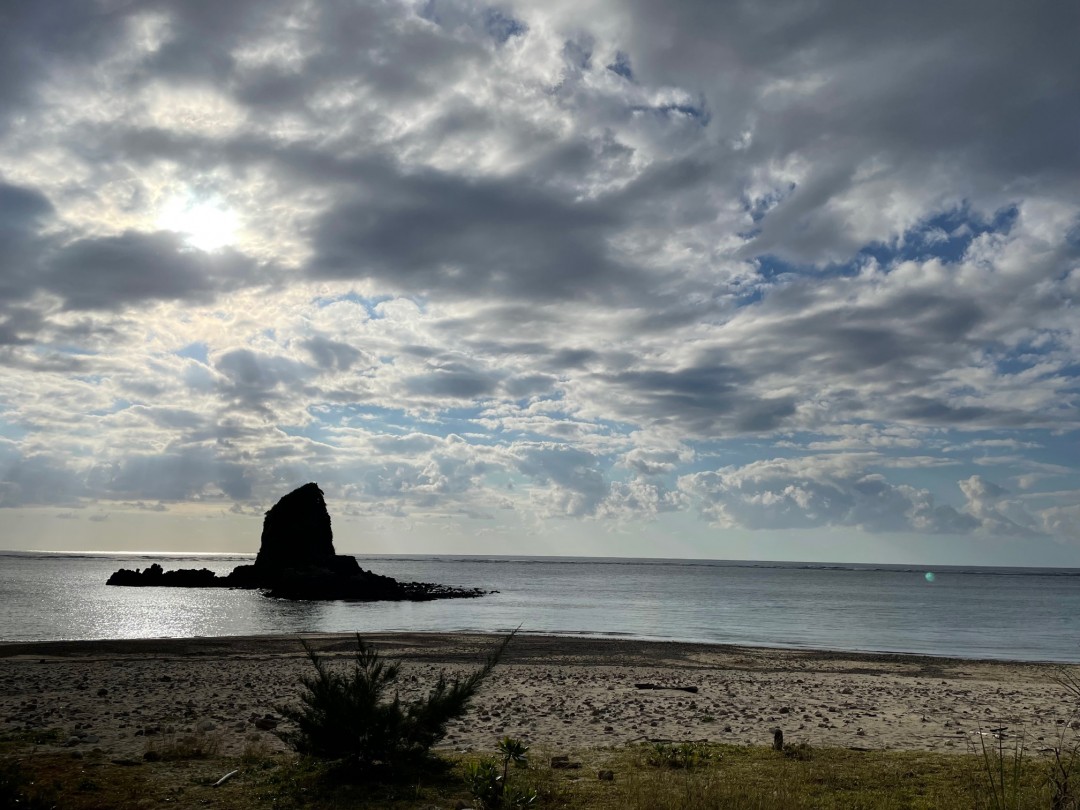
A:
254,715,278,731
196,720,215,733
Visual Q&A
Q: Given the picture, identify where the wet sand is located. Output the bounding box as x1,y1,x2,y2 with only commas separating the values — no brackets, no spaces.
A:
1,633,1075,758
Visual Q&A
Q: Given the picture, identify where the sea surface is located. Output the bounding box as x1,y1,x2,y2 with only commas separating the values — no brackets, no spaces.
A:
2,551,1079,662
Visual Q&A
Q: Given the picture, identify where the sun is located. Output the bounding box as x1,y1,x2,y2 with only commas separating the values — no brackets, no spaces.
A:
158,195,238,251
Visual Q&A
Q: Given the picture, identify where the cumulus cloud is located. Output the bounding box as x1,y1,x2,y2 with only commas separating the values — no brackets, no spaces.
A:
957,475,1043,537
679,456,980,535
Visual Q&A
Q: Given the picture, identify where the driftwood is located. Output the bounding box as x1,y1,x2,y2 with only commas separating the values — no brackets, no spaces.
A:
213,769,239,787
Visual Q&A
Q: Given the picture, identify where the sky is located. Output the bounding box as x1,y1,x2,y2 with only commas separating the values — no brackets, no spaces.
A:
0,0,1078,565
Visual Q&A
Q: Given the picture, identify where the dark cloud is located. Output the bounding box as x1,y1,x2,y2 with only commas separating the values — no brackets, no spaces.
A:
593,365,797,434
300,337,367,372
0,308,43,347
503,374,557,398
214,349,313,413
105,448,252,502
310,166,635,302
0,453,85,507
44,232,262,311
0,3,126,133
597,0,1080,261
404,363,499,399
0,182,53,230
0,181,53,310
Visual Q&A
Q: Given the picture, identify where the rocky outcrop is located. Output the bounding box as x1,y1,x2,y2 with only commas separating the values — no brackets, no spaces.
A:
106,564,218,588
255,482,335,572
106,483,486,602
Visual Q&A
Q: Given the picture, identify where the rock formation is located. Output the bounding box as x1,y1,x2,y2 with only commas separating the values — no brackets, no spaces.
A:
257,482,335,571
105,563,218,588
106,483,485,602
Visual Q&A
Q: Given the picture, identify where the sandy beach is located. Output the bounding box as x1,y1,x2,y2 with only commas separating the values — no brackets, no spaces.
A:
1,633,1075,759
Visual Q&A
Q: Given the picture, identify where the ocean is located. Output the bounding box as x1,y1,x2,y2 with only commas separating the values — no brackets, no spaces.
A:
2,551,1079,662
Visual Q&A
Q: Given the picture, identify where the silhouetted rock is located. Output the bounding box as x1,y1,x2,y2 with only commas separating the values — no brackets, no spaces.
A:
254,482,335,573
105,483,485,603
106,564,219,587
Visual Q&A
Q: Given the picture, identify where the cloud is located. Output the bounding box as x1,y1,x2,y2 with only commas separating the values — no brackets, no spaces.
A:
300,336,368,372
0,0,1077,561
957,475,1043,537
103,448,252,502
309,165,633,302
513,444,611,517
403,361,500,400
0,453,86,507
679,456,979,534
44,232,261,311
214,348,314,414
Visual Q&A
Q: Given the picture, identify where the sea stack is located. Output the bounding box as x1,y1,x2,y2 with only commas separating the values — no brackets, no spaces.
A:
226,482,365,591
255,482,335,572
106,483,485,602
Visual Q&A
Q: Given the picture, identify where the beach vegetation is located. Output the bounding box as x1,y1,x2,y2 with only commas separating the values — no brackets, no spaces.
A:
644,740,714,769
239,734,277,765
1048,668,1080,809
464,736,538,808
781,741,814,761
974,728,1028,810
145,728,225,761
278,629,516,771
3,740,1080,809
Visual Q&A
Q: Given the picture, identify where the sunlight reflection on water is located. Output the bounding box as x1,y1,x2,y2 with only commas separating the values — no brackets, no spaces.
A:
3,552,1080,662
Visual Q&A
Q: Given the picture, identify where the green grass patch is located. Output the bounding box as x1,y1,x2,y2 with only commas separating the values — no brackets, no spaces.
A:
0,740,1076,809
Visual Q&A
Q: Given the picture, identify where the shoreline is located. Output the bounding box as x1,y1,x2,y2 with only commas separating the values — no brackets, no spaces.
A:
1,629,1075,666
1,632,1076,758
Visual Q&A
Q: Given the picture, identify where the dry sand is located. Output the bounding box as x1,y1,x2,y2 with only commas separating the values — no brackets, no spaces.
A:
1,633,1075,759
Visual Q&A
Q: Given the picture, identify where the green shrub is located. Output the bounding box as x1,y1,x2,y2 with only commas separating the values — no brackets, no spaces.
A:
465,758,504,808
464,738,537,809
279,630,515,770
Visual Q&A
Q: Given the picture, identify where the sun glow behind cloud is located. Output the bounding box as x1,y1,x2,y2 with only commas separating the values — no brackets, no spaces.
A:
157,196,239,252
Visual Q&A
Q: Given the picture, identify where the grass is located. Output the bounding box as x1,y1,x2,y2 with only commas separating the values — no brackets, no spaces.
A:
2,738,1078,809
144,727,225,761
